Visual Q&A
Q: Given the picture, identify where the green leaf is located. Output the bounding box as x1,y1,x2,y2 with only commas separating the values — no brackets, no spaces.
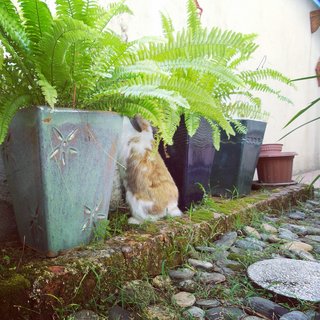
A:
187,0,201,35
0,93,31,144
160,13,174,42
0,5,30,52
36,71,57,107
184,112,201,137
19,0,53,49
280,116,320,140
283,97,320,128
0,46,3,70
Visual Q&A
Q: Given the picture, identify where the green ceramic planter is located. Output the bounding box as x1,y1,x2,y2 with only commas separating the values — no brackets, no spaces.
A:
3,106,122,256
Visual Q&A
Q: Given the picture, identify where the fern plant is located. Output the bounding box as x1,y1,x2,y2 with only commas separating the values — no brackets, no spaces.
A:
0,0,292,149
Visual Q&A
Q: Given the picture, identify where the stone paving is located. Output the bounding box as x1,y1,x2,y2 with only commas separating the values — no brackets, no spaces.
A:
72,189,320,320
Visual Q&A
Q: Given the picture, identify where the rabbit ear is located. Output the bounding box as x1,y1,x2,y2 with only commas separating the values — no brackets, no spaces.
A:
133,115,151,132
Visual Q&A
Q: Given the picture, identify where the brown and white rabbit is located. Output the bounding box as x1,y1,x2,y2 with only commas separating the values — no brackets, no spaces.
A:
118,115,182,224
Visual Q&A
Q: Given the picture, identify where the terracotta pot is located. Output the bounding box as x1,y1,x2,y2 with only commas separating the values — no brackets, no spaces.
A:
260,143,283,154
257,152,297,183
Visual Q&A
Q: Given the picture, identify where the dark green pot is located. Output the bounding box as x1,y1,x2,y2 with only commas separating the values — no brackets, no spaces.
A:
159,117,215,210
3,106,122,256
210,119,266,197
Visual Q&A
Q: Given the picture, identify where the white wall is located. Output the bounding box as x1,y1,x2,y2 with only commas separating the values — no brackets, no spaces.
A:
106,0,320,175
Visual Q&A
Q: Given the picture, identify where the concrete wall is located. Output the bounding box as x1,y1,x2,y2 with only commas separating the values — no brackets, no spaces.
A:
106,0,320,175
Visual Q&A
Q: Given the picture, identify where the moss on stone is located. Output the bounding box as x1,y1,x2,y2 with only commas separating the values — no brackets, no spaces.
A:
0,274,31,299
190,209,215,222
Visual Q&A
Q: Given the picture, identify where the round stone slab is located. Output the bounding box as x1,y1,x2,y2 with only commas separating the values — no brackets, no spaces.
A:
247,258,320,302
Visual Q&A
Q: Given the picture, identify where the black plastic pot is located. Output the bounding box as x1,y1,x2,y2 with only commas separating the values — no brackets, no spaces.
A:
160,117,215,210
210,119,267,197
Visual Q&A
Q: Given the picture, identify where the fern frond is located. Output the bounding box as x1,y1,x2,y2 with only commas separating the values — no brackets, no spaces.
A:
184,111,201,137
117,60,170,77
98,0,132,31
229,119,248,135
0,93,31,144
160,59,245,88
129,27,258,66
206,119,221,151
245,80,293,104
36,70,57,107
0,0,21,25
19,0,53,49
37,17,94,86
56,0,87,19
0,6,30,52
160,13,174,42
0,46,3,70
84,94,161,124
241,68,293,86
116,84,190,110
187,0,201,34
157,106,181,145
187,0,201,35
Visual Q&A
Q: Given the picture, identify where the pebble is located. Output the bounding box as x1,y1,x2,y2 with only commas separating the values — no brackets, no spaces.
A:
72,310,99,320
169,268,195,280
279,311,308,320
306,200,320,206
288,211,306,220
261,233,282,243
209,250,230,262
214,231,238,249
305,310,320,320
172,291,196,308
281,241,313,252
235,238,265,251
196,299,221,309
177,279,198,293
108,305,132,320
245,297,289,319
292,250,316,261
195,246,217,253
261,223,278,234
264,216,279,223
217,259,243,271
213,264,236,276
120,280,157,307
206,307,247,320
188,258,214,270
195,271,226,284
243,226,261,239
281,224,308,236
152,275,172,290
144,305,178,320
305,226,320,236
314,244,320,254
113,198,320,319
278,228,299,241
182,306,205,319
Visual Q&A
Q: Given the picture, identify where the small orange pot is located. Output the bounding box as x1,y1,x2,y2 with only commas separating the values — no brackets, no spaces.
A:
257,152,297,183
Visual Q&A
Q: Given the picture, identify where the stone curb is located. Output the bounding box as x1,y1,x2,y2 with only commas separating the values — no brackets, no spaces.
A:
0,184,312,319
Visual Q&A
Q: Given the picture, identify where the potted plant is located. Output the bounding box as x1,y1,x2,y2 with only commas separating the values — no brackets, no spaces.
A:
0,0,134,256
256,144,297,185
158,0,292,206
0,0,273,252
